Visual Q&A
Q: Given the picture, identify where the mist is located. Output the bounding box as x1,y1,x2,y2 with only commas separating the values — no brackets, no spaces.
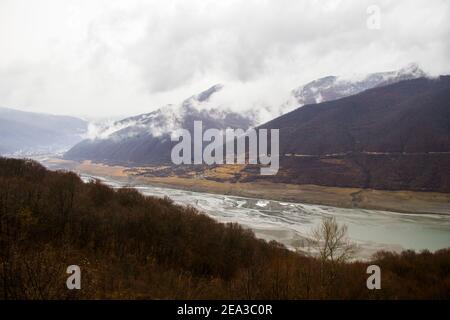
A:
0,0,449,118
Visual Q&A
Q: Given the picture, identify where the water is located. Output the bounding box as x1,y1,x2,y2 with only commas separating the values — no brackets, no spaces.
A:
81,174,450,259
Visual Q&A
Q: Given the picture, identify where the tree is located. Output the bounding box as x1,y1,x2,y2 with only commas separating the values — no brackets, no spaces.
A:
310,217,356,264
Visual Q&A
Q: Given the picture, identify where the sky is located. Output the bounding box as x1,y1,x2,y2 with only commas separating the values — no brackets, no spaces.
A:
0,0,449,119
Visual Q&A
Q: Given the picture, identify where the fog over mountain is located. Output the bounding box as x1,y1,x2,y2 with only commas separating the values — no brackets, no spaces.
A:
82,64,427,140
281,63,426,114
65,85,253,165
65,65,430,165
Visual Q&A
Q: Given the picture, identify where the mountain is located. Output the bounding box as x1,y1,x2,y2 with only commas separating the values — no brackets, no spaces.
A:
252,76,450,192
65,67,450,192
281,63,426,113
64,85,254,165
0,107,87,155
65,65,425,166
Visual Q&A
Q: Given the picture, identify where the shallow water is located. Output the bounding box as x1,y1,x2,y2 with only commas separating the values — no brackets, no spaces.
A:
80,174,450,259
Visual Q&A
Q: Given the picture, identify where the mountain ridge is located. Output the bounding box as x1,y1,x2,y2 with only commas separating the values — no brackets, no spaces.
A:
281,63,426,113
64,85,253,165
0,107,87,155
65,65,427,165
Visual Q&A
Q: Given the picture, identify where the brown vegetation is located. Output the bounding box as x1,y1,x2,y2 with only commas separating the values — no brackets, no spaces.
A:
0,157,449,299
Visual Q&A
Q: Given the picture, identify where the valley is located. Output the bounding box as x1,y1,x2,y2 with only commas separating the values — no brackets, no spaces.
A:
41,157,450,215
36,156,450,260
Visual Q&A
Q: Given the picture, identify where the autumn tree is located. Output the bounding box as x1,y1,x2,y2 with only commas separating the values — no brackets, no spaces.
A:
308,217,357,298
310,217,356,263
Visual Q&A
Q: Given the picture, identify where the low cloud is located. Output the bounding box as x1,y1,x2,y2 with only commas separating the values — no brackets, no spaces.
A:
0,0,449,117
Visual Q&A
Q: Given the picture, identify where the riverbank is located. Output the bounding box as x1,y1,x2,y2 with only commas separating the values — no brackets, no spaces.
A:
42,158,450,215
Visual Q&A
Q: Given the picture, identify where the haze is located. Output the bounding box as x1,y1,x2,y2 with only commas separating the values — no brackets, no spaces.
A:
0,0,449,118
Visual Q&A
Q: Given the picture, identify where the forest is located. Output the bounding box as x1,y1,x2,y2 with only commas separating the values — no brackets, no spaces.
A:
0,157,449,299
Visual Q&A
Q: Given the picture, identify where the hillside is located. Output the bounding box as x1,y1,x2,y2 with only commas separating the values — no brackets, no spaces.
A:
252,76,450,192
1,157,449,299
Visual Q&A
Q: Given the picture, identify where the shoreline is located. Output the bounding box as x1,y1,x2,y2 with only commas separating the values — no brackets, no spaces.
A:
43,158,450,215
132,177,450,216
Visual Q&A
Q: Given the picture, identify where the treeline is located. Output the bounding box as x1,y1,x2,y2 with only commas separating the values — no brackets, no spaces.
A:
0,157,449,299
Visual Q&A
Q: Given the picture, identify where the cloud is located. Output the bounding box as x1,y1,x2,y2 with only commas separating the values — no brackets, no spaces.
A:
0,0,449,117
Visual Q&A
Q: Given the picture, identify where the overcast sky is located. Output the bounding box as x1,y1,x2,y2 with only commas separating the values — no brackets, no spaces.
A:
0,0,449,119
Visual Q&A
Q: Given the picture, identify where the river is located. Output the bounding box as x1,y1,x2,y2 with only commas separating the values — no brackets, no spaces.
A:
80,174,450,260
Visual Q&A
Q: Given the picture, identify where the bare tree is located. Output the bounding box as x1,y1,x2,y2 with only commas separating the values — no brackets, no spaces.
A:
309,217,357,263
